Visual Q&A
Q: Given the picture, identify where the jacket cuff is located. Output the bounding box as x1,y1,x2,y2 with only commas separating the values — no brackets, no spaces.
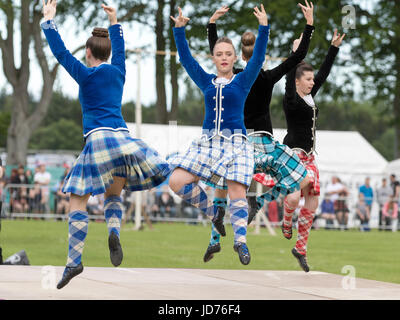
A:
41,19,58,31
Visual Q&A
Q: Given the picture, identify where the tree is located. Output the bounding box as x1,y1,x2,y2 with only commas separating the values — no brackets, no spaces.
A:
60,0,181,124
348,0,400,158
0,0,86,165
29,119,83,150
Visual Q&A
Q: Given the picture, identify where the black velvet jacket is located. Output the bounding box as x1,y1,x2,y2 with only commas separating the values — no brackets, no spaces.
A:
282,45,339,153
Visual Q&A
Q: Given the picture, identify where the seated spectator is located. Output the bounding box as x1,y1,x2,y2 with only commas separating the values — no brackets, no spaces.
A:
87,194,104,218
25,169,34,185
181,200,202,225
359,177,373,211
356,193,371,231
335,179,350,230
8,168,29,214
318,196,336,229
382,196,398,232
155,186,177,220
56,184,70,216
28,182,42,214
376,178,394,230
34,163,52,213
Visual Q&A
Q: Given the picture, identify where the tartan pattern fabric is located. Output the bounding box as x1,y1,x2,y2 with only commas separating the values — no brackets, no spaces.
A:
293,149,320,197
283,198,297,227
168,135,255,189
295,207,315,255
104,196,124,237
229,198,248,243
252,173,276,188
66,211,89,267
63,130,171,196
176,183,216,218
209,198,227,245
246,134,307,207
251,134,306,190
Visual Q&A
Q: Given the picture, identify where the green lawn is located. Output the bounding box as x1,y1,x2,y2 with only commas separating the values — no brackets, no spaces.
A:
1,219,400,284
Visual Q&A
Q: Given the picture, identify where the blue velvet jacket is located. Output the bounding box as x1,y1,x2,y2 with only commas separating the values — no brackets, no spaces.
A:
41,20,128,138
173,25,270,140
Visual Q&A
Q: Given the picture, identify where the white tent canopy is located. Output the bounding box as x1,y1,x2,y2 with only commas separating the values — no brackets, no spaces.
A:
385,158,400,176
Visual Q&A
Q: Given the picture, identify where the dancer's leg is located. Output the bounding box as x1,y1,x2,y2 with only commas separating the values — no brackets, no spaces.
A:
104,177,126,267
57,193,90,289
203,188,228,263
210,189,228,245
227,180,250,265
282,191,301,239
169,168,216,219
292,187,318,273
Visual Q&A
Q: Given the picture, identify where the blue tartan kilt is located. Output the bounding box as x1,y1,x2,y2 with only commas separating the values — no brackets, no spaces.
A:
168,135,254,189
250,133,307,198
62,130,171,196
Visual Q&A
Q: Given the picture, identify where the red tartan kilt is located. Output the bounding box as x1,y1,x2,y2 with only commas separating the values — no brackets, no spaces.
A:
294,150,320,197
253,173,276,188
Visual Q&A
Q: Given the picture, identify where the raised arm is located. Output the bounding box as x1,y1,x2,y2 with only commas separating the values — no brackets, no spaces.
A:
171,8,211,90
269,1,314,83
207,6,229,55
284,61,297,105
41,0,89,84
236,5,270,91
311,29,344,96
102,4,126,75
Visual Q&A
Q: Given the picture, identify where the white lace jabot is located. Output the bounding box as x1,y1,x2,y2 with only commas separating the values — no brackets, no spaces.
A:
302,94,316,107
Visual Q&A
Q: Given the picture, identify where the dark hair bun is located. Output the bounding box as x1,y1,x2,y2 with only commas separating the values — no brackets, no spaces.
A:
241,32,256,47
92,27,109,38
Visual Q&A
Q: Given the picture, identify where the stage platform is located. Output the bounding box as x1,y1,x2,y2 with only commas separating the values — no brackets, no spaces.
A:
1,265,400,300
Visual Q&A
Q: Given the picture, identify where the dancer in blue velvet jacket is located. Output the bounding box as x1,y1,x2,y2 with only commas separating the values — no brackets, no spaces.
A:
168,6,270,265
41,1,170,289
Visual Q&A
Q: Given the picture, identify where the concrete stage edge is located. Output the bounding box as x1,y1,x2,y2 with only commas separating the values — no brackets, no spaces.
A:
1,266,400,300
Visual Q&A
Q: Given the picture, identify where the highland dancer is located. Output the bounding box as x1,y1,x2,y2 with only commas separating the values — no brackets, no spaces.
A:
282,29,345,272
203,2,314,263
169,5,269,265
41,1,170,288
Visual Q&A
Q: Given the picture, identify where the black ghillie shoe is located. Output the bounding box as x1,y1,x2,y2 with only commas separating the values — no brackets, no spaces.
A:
233,242,251,265
108,231,123,267
291,248,310,272
57,263,84,289
247,196,258,224
212,207,226,237
281,223,293,240
203,243,221,263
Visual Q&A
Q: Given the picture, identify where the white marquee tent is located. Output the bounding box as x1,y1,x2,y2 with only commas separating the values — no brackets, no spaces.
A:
386,158,400,176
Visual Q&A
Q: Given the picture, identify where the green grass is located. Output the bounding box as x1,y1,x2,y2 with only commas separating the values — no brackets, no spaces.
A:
1,219,400,284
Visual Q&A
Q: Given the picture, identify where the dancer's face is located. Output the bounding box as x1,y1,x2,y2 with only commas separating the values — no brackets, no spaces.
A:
296,71,315,96
212,43,237,76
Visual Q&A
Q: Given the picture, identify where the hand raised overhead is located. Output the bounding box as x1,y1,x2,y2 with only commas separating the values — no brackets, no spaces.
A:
170,7,190,28
102,3,118,25
209,6,229,23
253,4,268,26
298,0,314,25
42,0,57,21
331,29,346,47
